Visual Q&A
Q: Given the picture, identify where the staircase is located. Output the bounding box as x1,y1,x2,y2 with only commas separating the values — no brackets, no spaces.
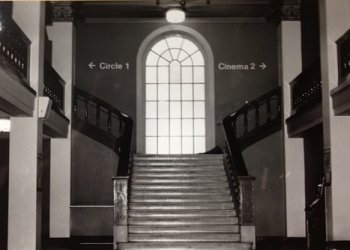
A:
117,154,252,250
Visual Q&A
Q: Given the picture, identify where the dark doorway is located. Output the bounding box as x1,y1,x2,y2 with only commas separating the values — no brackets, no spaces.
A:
303,124,326,250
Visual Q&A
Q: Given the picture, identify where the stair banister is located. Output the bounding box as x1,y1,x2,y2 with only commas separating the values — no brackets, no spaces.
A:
222,87,282,249
72,87,133,248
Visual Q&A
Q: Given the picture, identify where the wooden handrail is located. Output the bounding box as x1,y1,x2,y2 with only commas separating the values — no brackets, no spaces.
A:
223,87,282,176
72,87,133,177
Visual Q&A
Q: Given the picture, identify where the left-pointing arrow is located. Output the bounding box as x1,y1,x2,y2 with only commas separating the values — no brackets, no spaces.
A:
88,62,96,69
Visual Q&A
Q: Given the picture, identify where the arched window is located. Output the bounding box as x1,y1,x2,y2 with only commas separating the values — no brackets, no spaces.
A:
137,26,215,155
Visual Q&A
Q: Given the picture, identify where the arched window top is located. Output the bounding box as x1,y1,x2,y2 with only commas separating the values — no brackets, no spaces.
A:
146,34,205,67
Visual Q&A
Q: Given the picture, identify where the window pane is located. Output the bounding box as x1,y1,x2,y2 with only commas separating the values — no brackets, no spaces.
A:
158,67,169,83
182,137,193,154
158,137,169,154
182,67,192,83
194,84,205,100
146,51,159,66
158,101,169,118
159,57,169,66
162,50,172,61
158,119,169,136
146,137,157,154
181,57,193,66
178,50,189,61
194,101,205,118
170,137,181,154
194,67,205,83
182,85,193,100
194,119,205,136
146,102,157,118
152,39,168,55
170,119,181,136
167,36,183,48
182,39,198,55
191,50,204,65
146,67,157,83
170,61,181,83
146,119,157,136
170,102,181,118
182,101,193,118
182,119,193,136
170,49,180,60
158,84,169,100
170,84,181,100
146,84,157,101
194,137,206,153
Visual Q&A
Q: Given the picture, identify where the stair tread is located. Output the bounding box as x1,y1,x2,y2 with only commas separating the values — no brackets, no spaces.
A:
118,242,251,250
129,210,236,218
128,233,240,242
130,203,235,210
132,173,226,177
128,217,238,225
129,225,239,233
131,190,230,196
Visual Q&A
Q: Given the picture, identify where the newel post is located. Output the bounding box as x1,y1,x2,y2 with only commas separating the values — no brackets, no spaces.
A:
113,176,129,250
239,176,256,249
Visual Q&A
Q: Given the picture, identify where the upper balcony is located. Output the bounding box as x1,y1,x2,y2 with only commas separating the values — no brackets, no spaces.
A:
331,29,350,115
0,14,35,117
286,60,322,137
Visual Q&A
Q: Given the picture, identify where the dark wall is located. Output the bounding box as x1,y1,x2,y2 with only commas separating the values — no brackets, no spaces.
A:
0,137,9,250
73,19,283,236
301,0,320,69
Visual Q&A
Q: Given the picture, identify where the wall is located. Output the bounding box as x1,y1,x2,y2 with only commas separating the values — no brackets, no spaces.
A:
0,137,9,250
73,19,284,236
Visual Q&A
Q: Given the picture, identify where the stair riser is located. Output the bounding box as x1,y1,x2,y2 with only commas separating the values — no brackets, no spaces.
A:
129,218,238,226
130,197,232,203
131,191,231,196
129,211,236,218
132,173,226,178
129,204,235,210
128,234,240,242
133,167,225,172
118,243,251,250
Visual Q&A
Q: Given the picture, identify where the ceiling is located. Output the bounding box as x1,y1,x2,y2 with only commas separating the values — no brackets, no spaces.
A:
69,0,276,21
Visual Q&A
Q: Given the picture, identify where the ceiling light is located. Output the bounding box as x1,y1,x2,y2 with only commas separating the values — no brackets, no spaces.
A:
166,8,185,23
0,119,10,132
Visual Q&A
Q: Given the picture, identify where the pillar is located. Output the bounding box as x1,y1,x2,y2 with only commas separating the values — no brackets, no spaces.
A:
46,3,75,237
278,1,306,238
8,2,45,250
319,0,350,240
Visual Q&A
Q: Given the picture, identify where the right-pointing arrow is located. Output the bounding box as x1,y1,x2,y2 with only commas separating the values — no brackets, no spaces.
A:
259,63,267,70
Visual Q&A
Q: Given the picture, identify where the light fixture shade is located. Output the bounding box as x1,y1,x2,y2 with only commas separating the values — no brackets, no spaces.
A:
166,8,185,23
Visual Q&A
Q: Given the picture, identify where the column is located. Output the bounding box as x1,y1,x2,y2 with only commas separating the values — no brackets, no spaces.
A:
8,2,45,250
278,1,306,238
46,3,75,237
319,0,350,240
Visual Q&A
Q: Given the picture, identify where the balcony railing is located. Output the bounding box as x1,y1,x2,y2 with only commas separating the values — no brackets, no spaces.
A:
44,60,65,113
290,60,321,113
337,29,350,84
0,16,31,81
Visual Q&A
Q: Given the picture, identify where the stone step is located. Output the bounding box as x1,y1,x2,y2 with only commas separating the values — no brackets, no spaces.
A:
128,217,238,226
118,242,251,250
130,196,232,203
132,165,225,173
131,190,231,196
134,162,223,167
131,183,229,191
129,202,235,210
129,210,236,218
134,154,223,161
131,178,227,184
129,225,239,234
131,172,226,178
128,233,240,242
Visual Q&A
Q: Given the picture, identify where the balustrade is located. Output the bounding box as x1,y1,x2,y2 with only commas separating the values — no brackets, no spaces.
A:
44,60,65,113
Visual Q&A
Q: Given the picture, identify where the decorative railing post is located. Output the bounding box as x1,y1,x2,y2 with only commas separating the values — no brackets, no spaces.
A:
113,176,128,250
239,176,256,249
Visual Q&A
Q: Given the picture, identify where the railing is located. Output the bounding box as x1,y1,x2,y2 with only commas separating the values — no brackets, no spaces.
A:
72,87,133,177
223,87,282,176
44,60,65,113
290,61,321,113
337,29,350,83
0,16,31,80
